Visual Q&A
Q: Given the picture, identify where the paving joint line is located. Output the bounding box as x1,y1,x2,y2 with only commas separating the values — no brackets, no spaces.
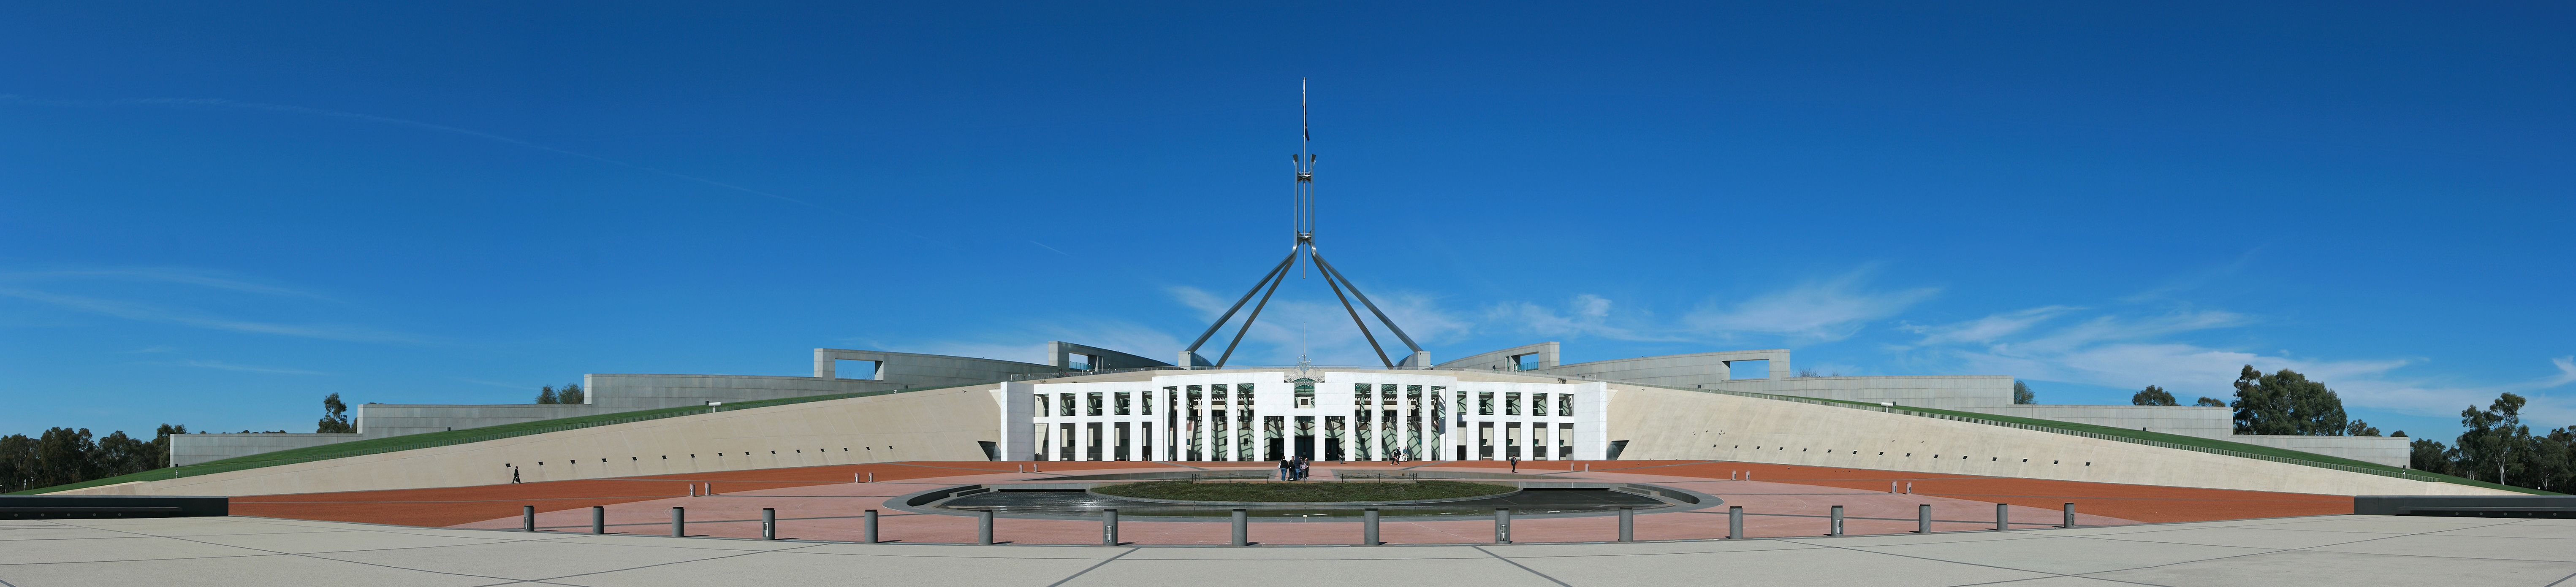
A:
1469,545,1574,587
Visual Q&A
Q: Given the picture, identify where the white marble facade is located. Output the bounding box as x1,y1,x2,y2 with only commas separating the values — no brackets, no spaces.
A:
1022,371,1608,463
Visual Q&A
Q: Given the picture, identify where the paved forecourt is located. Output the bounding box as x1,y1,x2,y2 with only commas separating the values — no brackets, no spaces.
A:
8,514,2575,587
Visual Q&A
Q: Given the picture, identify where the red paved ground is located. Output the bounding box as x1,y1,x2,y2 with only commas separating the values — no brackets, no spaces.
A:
233,459,2354,543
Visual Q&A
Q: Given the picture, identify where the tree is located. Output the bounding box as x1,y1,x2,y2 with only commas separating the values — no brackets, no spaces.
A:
2406,435,2457,475
316,393,356,434
2193,397,2226,407
2457,392,2528,484
2131,385,2177,406
2229,365,2348,436
2346,419,2381,437
149,424,187,470
536,386,560,404
33,427,97,489
556,383,584,404
0,433,33,493
2013,380,2036,405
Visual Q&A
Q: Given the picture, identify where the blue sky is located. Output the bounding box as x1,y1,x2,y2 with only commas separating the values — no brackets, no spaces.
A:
3,2,2569,442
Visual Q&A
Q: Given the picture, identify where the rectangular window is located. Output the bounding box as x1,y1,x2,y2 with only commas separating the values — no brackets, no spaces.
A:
1114,391,1132,416
1086,422,1103,460
1211,386,1227,407
1505,392,1521,416
1478,422,1495,459
1531,393,1548,417
1559,423,1574,458
1087,392,1104,417
1559,394,1573,417
1140,427,1154,461
1060,394,1076,417
1235,383,1254,404
1186,387,1201,411
1506,422,1522,459
1479,391,1495,415
1059,423,1077,460
1114,422,1131,461
1140,390,1152,415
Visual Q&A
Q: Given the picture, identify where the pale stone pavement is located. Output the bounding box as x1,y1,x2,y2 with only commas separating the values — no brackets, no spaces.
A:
7,514,2574,586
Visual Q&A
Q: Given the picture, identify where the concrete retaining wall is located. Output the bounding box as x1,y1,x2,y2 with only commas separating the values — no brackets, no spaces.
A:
169,433,367,467
1535,349,1791,384
2227,435,2410,468
1959,405,2232,438
355,404,607,438
1713,375,2016,411
61,386,1005,497
1440,342,1562,372
1602,384,2510,496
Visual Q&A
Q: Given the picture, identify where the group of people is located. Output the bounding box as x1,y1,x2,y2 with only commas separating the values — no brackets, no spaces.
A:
1276,456,1312,481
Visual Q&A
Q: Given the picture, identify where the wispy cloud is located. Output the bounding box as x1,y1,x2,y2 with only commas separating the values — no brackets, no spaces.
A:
1683,271,1938,342
0,286,423,343
1485,294,1673,341
1903,304,2576,426
179,360,328,375
2,268,337,301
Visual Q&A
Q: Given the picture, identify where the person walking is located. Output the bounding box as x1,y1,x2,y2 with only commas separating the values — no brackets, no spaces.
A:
1278,457,1294,481
1508,456,1519,473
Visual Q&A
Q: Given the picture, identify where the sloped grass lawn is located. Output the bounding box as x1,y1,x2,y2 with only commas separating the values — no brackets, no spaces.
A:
9,385,954,495
1092,480,1510,502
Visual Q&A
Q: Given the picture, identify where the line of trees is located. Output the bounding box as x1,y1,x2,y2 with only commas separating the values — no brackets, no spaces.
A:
2129,384,2227,407
535,383,584,404
2131,366,2377,435
2406,392,2576,492
0,424,187,493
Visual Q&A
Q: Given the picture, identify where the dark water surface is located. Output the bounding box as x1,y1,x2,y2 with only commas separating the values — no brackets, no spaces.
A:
938,488,1669,519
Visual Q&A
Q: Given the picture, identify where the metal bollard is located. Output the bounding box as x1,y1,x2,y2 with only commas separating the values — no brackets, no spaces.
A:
592,506,606,534
1363,508,1381,546
761,508,776,540
863,509,879,544
2063,503,2076,528
977,509,995,545
1728,506,1744,539
1495,508,1512,544
1995,503,2009,531
1917,504,1931,534
523,505,536,532
867,473,874,483
671,507,685,537
1230,509,1248,546
1905,482,1913,494
1617,506,1634,542
1102,509,1119,545
1830,505,1844,536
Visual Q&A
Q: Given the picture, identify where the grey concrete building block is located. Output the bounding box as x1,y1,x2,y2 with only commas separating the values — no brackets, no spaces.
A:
1957,405,2232,438
1439,342,1561,372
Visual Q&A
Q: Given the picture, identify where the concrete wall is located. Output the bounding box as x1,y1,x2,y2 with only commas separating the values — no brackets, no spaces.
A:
1600,384,2505,496
2228,435,2410,468
1439,342,1561,372
355,404,608,438
585,373,903,411
169,433,366,467
1957,405,2232,438
1535,349,1792,384
63,386,1004,497
1046,341,1173,371
1711,375,2015,411
812,348,1063,384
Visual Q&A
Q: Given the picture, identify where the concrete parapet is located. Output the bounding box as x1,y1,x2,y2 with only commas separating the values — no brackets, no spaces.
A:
1603,383,2513,496
1536,349,1790,384
62,385,1005,497
1720,375,2015,410
356,404,605,438
585,373,903,411
1439,342,1561,372
2226,435,2410,468
170,433,367,467
812,348,1061,384
1959,405,2231,438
